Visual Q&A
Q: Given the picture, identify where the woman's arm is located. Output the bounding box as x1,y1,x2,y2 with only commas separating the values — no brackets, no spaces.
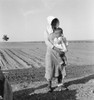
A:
44,30,54,49
44,30,63,54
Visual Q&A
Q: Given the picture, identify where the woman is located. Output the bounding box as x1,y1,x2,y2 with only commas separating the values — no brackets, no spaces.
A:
0,66,13,100
44,16,65,92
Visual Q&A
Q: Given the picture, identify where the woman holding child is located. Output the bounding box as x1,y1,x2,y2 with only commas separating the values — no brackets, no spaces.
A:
44,16,68,92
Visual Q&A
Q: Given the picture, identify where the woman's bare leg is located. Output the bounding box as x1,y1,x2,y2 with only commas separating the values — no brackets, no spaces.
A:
47,80,53,92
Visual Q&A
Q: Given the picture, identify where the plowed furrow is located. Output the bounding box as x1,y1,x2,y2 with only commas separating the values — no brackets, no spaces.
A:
11,49,36,67
4,49,24,68
2,49,19,69
0,49,9,65
14,49,44,68
7,49,33,68
23,49,44,61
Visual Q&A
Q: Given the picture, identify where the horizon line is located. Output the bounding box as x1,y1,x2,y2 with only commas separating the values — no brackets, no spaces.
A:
0,39,94,43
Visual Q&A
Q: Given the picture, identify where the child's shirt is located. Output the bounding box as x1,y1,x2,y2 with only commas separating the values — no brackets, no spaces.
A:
54,36,68,52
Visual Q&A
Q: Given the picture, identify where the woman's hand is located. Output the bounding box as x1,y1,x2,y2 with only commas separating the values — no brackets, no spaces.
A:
53,46,63,54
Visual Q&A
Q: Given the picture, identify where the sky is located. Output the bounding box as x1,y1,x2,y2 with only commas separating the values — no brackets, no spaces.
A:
0,0,94,41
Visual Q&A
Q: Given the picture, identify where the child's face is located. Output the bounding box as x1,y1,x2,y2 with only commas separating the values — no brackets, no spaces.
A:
54,30,62,37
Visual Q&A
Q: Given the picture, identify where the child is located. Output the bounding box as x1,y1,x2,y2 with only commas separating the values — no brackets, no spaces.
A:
50,27,68,66
54,28,68,65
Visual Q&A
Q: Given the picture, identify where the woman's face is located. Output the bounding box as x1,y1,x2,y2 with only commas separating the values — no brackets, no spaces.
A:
56,21,59,28
51,18,60,29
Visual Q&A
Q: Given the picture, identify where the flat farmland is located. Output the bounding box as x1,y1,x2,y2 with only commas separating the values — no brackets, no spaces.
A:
0,41,94,100
0,41,94,70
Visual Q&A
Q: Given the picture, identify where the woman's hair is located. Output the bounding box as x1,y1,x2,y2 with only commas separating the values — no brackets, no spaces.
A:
51,18,59,31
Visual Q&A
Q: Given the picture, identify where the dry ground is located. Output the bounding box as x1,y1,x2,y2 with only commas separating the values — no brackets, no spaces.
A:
0,41,94,100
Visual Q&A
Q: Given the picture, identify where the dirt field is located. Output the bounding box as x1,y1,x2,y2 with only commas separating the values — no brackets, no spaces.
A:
0,41,94,100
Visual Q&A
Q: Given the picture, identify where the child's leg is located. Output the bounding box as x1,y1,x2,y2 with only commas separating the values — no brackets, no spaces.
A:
64,55,67,65
61,54,67,66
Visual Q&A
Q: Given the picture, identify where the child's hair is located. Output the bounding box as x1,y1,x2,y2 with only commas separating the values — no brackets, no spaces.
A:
55,27,63,34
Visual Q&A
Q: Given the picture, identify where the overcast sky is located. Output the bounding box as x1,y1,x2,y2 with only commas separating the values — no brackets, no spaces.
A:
0,0,94,41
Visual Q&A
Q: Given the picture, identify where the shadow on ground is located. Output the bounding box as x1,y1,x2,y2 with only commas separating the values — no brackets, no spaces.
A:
14,88,76,100
13,74,94,100
64,74,94,88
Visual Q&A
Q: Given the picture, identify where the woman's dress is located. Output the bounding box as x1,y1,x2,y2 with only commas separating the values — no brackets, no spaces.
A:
44,31,64,81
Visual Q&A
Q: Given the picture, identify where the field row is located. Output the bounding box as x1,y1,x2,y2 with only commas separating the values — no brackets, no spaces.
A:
0,48,45,70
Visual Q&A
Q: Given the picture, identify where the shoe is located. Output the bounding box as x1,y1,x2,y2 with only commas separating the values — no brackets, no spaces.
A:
47,85,53,92
0,96,3,99
57,83,63,87
47,87,53,92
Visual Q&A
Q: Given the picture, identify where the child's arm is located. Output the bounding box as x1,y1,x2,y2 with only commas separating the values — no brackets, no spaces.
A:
62,36,68,47
61,29,68,46
64,37,68,52
65,38,68,47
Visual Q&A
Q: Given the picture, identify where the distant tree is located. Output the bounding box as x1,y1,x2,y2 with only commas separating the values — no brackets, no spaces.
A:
2,35,9,41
